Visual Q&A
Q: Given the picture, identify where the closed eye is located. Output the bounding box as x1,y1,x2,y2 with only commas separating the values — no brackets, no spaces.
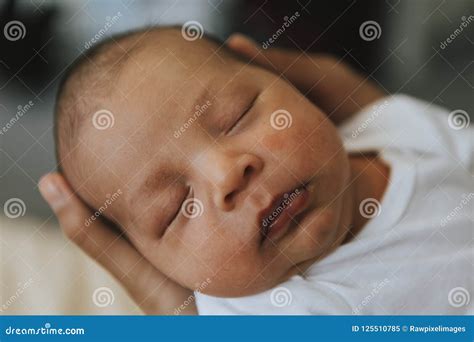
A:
225,94,258,135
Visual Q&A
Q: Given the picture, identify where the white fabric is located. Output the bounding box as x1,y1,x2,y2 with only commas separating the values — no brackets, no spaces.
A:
195,95,474,315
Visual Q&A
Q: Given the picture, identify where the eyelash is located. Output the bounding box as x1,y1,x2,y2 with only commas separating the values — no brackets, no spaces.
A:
168,186,192,227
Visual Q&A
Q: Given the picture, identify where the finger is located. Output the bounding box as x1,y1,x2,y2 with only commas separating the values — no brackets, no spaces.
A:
227,33,318,89
227,33,294,71
226,34,262,62
38,173,166,303
227,34,385,125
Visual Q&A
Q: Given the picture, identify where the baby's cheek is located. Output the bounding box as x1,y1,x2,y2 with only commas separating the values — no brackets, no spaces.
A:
198,249,269,296
261,131,286,151
260,125,306,152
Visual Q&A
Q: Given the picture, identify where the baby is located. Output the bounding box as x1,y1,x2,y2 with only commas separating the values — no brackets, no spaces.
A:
40,26,473,314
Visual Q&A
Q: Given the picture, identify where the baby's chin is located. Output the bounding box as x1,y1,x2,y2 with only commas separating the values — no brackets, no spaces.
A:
195,211,351,298
188,257,301,298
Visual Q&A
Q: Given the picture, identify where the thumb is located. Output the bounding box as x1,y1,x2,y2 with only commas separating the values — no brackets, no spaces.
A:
38,172,92,244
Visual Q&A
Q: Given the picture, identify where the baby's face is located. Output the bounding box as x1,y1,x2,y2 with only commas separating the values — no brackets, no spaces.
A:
68,37,352,297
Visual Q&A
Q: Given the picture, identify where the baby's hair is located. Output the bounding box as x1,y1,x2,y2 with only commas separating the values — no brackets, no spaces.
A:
53,25,244,176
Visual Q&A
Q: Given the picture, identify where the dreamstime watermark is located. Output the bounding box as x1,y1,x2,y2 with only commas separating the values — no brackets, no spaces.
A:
3,198,26,219
448,287,470,308
83,12,122,50
4,323,85,336
270,109,292,130
92,109,115,130
0,100,34,135
181,198,204,219
181,21,204,41
262,188,301,229
447,109,470,130
174,277,212,314
440,15,474,50
359,20,382,41
270,287,293,307
359,198,381,219
352,278,390,314
0,278,34,313
3,20,26,41
92,287,115,307
173,100,212,138
351,100,388,138
261,11,300,49
84,189,122,227
440,193,473,227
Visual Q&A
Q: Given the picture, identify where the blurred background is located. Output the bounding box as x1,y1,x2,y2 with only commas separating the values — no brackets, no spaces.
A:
0,0,472,313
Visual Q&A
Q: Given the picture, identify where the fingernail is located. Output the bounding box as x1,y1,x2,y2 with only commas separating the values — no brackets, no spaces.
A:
229,33,257,46
39,176,66,210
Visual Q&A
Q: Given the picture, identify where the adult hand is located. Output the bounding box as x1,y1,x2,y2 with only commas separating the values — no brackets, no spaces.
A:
226,34,386,124
39,172,196,315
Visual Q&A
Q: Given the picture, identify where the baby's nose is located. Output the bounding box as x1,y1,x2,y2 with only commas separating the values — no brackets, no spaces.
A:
196,150,263,211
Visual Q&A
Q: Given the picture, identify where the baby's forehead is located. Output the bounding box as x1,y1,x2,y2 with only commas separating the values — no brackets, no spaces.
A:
109,47,244,129
119,32,236,80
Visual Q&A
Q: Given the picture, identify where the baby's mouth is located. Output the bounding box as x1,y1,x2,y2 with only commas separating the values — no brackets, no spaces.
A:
259,183,310,244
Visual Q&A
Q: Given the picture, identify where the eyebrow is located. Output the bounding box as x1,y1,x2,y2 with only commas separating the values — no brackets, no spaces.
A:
135,169,179,199
127,167,176,214
183,85,212,119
